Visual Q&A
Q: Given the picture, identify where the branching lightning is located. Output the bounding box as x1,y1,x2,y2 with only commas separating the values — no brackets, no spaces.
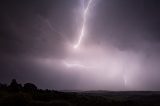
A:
63,60,86,68
74,0,93,49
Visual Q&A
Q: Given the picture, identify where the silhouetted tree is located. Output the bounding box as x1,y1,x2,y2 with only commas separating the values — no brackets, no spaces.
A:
9,79,22,91
0,83,7,90
23,83,37,91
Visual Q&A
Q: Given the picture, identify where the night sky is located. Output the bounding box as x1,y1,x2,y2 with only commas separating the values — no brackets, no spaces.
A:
0,0,160,91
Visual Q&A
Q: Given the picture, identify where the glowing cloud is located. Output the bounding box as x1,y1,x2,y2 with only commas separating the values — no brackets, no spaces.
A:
74,0,93,49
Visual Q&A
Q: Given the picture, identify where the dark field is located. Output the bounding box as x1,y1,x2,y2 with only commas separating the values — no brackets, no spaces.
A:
1,90,160,106
1,80,160,106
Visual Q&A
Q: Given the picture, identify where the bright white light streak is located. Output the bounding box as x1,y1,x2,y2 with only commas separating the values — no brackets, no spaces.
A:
74,0,93,49
63,60,86,68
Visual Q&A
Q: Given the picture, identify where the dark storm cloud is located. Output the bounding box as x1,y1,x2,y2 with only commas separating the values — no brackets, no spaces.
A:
0,0,80,89
1,0,160,90
88,0,160,49
0,0,78,58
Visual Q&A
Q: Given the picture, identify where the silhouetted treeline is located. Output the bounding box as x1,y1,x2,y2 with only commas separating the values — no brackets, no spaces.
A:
1,79,160,106
0,79,38,92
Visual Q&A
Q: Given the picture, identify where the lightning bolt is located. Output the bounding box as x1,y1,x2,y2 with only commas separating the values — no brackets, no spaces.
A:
63,60,86,68
74,0,93,49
